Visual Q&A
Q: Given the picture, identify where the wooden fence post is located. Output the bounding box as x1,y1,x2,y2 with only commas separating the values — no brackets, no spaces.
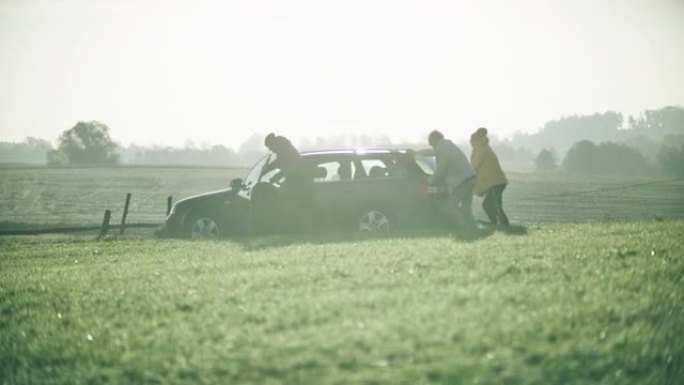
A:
167,196,173,216
99,210,111,239
120,193,132,235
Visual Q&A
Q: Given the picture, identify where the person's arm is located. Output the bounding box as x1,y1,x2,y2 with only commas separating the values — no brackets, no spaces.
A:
262,156,282,174
269,169,285,184
470,148,483,172
429,143,447,184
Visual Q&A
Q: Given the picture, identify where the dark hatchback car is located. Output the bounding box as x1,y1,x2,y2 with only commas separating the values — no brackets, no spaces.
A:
157,149,444,239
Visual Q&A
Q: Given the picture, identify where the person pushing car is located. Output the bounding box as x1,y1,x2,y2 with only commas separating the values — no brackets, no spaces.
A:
262,133,312,229
470,127,510,226
263,133,302,182
428,130,477,229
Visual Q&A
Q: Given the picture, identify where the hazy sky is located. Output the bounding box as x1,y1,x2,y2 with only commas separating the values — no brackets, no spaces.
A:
1,0,683,148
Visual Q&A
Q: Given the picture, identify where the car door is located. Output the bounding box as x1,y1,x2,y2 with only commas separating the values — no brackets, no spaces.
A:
306,155,359,227
348,154,414,225
238,154,271,201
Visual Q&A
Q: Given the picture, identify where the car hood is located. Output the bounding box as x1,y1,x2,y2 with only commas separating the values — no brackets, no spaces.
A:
174,188,235,208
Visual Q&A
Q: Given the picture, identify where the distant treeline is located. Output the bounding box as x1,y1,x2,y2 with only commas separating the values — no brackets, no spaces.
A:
0,137,53,165
1,106,682,175
512,105,684,175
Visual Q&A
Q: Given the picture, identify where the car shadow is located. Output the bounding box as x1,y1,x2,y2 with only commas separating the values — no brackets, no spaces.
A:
225,224,522,252
500,224,528,235
475,221,528,236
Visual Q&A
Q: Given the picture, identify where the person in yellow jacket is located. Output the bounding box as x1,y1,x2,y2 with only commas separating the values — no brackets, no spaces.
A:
470,127,510,226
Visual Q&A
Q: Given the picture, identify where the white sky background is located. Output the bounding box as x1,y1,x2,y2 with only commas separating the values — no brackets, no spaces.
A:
1,0,683,148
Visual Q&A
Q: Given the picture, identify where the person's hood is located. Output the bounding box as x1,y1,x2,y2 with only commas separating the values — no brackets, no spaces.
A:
470,128,489,147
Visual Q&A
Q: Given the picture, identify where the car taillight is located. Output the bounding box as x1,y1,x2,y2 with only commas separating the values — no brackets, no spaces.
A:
418,182,429,200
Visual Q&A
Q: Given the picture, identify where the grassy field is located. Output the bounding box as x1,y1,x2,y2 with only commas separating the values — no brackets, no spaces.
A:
1,166,684,384
1,221,683,384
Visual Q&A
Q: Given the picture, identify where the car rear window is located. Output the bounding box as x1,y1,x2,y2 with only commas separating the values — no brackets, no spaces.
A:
414,154,436,175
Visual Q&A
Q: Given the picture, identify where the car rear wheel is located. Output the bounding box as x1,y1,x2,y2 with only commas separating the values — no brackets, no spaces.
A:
187,215,220,239
358,210,391,232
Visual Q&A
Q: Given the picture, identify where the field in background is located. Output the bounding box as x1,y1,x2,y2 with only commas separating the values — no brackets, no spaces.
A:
503,173,684,224
1,166,683,231
0,166,247,231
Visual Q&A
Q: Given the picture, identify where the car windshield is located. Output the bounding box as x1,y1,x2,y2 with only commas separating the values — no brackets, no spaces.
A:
414,154,436,175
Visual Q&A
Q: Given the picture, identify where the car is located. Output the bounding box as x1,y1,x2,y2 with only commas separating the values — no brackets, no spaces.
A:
157,148,446,239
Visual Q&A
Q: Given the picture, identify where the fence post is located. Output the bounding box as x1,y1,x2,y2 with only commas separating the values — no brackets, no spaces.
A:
166,196,173,216
99,210,111,239
120,193,132,235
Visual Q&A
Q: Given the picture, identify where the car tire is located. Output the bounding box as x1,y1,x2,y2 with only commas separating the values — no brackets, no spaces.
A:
186,213,221,239
358,209,391,232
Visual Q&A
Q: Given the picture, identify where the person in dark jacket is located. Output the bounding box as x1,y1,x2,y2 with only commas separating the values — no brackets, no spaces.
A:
428,130,477,228
263,133,302,183
262,133,311,230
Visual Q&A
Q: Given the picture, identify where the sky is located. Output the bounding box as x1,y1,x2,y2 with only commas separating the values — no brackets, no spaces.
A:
1,0,683,148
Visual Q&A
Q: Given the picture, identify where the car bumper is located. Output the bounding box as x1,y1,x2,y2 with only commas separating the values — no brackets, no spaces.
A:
154,212,185,238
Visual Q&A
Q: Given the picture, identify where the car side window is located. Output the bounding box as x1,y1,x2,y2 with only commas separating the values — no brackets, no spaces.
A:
311,160,356,183
358,157,403,179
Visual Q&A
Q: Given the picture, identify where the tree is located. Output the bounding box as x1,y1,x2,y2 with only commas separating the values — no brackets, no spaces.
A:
562,140,649,175
628,106,684,140
562,140,597,174
47,149,67,165
51,121,119,165
534,148,557,172
512,111,623,155
0,137,53,164
656,134,684,176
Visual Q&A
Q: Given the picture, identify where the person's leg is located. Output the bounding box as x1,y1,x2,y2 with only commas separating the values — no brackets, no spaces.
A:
457,178,476,228
481,187,498,224
494,184,509,226
287,165,314,231
280,166,301,231
444,189,465,226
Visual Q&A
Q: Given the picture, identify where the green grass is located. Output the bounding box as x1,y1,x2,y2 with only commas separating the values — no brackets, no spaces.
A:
2,221,683,384
1,167,683,383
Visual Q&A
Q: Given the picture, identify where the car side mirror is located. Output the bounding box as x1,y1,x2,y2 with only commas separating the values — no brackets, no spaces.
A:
230,178,244,191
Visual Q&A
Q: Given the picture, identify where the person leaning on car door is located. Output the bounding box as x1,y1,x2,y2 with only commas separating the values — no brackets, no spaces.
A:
427,130,477,229
263,133,302,183
262,133,313,228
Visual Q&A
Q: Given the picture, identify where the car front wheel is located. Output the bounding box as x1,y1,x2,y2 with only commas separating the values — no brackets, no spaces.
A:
187,215,220,239
358,210,391,232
